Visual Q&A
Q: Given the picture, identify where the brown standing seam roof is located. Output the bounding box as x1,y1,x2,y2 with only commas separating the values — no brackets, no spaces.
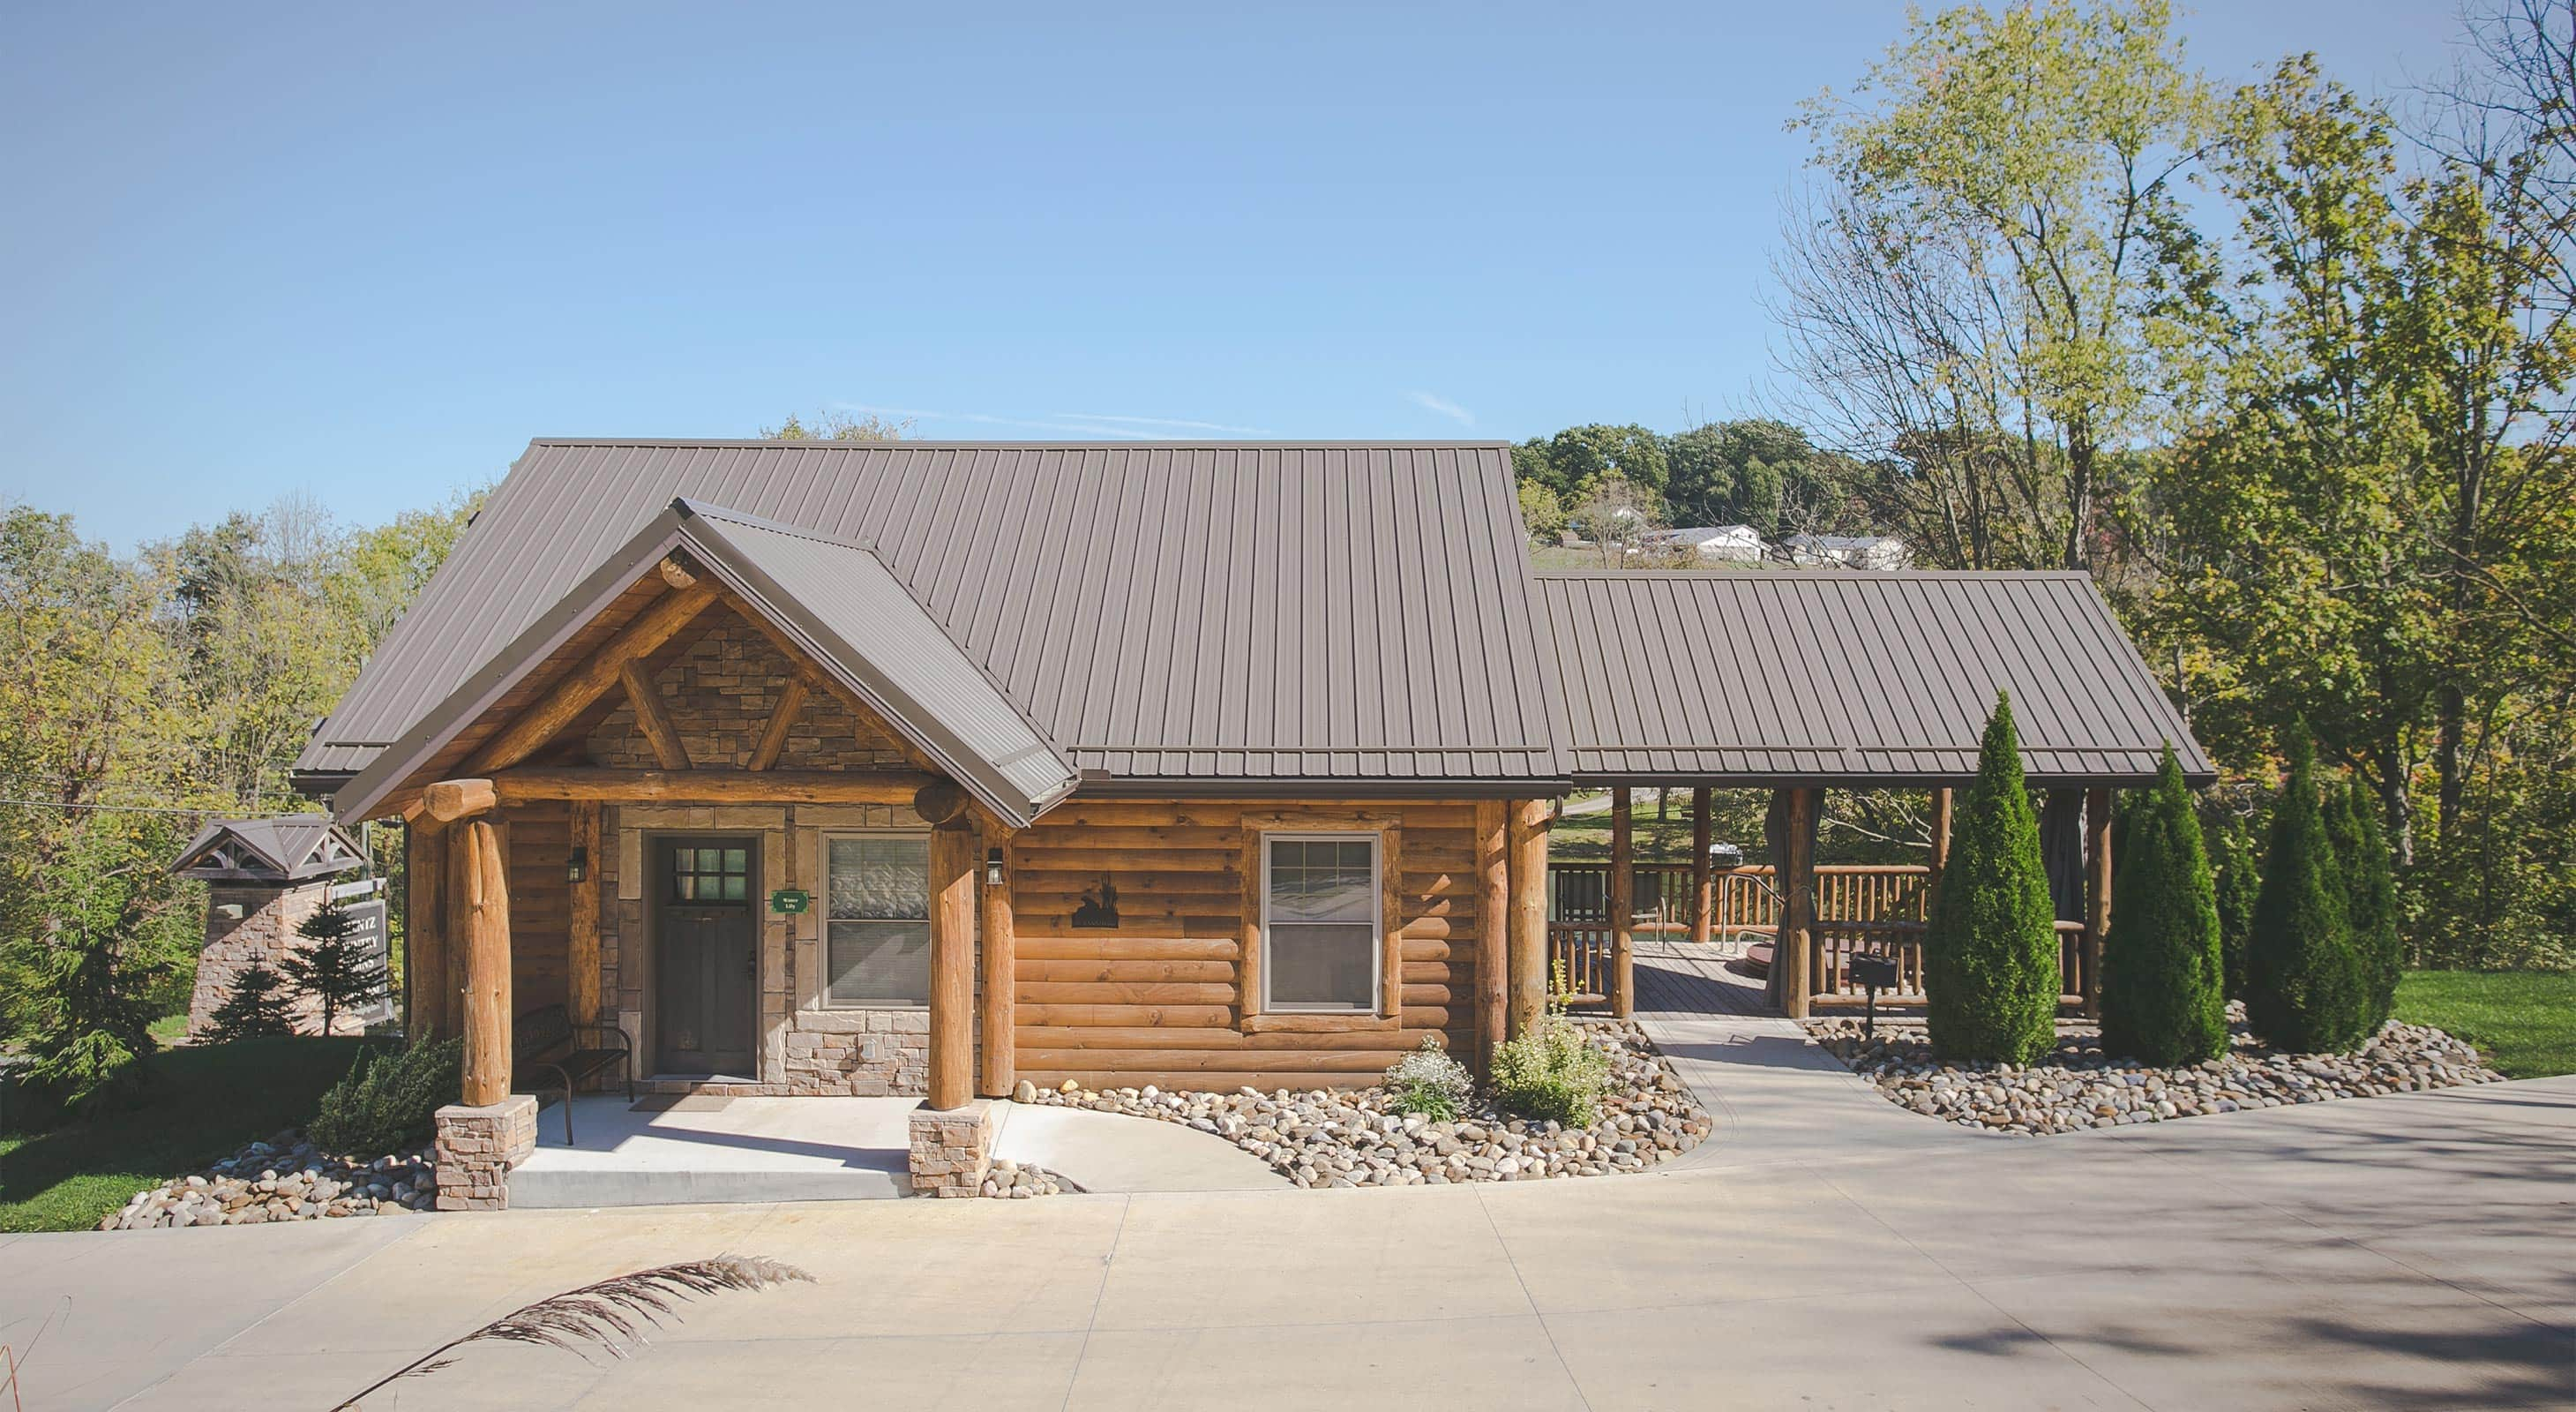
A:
1531,571,2214,786
299,441,1572,808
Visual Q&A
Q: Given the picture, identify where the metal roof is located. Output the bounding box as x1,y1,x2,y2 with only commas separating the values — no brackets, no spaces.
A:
301,440,1571,806
1531,571,2213,786
170,815,365,882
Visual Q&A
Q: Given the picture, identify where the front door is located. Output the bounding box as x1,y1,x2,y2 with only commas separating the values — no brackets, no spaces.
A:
655,837,758,1076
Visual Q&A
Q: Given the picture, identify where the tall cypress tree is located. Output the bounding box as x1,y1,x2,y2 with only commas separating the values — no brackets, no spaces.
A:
2208,811,2259,1002
1924,692,2061,1064
2098,746,2228,1065
2245,729,2369,1052
2328,777,2403,1032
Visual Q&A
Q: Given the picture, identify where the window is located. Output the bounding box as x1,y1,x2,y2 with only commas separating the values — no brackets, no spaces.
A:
1262,834,1381,1012
825,835,931,1005
671,845,750,903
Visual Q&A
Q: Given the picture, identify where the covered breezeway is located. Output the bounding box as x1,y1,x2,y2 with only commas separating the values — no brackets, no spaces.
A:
1527,569,2216,1023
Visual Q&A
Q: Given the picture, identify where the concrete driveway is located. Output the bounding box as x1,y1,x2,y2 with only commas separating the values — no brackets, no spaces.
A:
4,1077,2569,1411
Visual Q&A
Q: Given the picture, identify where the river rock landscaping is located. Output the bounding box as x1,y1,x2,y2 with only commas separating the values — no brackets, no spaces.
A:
98,1131,436,1229
1016,1019,1710,1187
1805,1009,2507,1137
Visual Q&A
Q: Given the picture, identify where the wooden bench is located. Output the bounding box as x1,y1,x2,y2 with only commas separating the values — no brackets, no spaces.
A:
514,1003,634,1143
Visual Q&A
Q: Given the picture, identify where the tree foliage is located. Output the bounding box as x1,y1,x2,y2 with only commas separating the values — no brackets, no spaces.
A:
1924,695,2063,1063
283,896,388,1037
205,963,296,1044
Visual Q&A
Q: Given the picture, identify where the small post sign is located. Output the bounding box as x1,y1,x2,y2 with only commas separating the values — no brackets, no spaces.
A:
769,889,812,915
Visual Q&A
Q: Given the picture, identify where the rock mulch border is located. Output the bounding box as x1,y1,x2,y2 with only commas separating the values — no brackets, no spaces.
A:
979,1159,1076,1198
1804,1009,2506,1138
1018,1019,1711,1188
101,1130,437,1229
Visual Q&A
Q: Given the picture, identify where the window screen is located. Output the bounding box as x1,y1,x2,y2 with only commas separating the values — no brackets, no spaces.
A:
826,836,931,1005
1263,835,1379,1012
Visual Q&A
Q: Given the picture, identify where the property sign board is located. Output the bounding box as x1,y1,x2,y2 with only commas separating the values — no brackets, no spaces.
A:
341,896,395,1026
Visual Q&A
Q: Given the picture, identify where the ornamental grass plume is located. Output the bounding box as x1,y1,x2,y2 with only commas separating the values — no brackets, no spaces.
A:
333,1255,814,1408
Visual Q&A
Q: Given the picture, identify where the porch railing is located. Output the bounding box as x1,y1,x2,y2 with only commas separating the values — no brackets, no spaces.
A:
1546,862,2087,1007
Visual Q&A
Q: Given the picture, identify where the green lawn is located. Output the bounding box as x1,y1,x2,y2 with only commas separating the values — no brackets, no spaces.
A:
1,1036,369,1232
2393,970,2576,1079
1551,790,1722,862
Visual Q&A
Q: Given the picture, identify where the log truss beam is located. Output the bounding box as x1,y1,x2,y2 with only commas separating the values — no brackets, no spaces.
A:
469,581,718,772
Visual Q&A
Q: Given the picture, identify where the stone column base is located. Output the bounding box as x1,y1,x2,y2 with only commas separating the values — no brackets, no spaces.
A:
433,1095,539,1211
908,1100,1000,1198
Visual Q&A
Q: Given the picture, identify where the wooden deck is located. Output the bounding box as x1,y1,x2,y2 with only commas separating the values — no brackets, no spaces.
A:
1621,934,1777,1020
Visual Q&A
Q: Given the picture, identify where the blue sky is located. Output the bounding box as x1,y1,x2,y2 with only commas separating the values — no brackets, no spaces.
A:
3,2,2462,549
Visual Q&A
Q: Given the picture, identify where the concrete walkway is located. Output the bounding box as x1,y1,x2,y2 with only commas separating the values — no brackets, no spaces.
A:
509,1094,1288,1207
7,1069,2568,1408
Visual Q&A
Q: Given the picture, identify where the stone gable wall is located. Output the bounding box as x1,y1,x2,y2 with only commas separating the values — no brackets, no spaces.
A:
587,617,914,772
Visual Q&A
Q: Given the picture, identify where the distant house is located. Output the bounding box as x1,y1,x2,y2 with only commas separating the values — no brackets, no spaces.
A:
1637,525,1766,564
1780,533,1910,571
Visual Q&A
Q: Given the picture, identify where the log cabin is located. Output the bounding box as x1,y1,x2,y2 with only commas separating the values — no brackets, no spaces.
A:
292,439,2208,1200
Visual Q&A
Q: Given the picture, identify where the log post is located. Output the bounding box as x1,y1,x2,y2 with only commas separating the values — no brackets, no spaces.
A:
977,823,1017,1099
567,802,602,1025
1780,787,1816,1020
1690,786,1713,945
927,817,977,1110
1474,800,1509,1070
1609,786,1635,1018
1927,785,1954,919
2085,786,2113,1017
405,822,448,1040
1506,798,1551,1038
459,818,513,1108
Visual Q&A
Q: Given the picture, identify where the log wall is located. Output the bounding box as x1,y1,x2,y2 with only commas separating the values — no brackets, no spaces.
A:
1008,799,1485,1091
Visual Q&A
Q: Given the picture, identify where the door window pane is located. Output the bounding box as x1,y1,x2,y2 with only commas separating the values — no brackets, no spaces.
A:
1264,835,1378,1011
827,836,932,1004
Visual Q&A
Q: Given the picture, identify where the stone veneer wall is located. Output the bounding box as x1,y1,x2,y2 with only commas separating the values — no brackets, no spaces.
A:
576,618,959,1095
186,881,366,1039
432,1094,538,1211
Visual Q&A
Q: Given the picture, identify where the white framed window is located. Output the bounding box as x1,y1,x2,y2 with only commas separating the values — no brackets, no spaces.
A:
1260,832,1382,1013
823,832,931,1006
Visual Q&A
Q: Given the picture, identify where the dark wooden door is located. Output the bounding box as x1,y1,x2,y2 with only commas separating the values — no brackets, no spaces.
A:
655,837,758,1076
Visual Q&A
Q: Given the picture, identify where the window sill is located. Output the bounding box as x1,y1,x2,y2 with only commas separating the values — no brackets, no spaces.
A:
1241,1011,1399,1034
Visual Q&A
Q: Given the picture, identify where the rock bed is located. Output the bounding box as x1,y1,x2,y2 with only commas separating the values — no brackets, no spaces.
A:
1018,1019,1711,1188
1804,1010,2506,1137
101,1131,436,1229
979,1159,1075,1199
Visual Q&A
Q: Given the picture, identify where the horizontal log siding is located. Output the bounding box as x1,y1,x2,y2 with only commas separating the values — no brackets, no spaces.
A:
1011,800,1479,1091
502,801,572,1015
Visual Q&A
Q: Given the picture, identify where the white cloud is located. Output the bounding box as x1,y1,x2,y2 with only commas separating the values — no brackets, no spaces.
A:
1406,390,1476,426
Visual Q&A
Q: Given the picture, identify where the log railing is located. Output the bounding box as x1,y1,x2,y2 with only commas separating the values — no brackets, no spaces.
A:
1806,920,2089,1008
1546,862,1937,1007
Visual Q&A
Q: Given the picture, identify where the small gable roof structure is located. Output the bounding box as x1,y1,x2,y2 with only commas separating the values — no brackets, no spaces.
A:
300,440,1573,822
171,815,367,883
1531,571,2213,786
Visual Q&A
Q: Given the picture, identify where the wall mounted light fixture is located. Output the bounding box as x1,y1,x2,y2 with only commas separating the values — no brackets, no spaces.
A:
567,845,589,884
984,848,1007,887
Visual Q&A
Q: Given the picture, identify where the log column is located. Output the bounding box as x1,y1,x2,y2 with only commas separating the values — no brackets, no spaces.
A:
1505,799,1551,1038
1926,785,1954,917
1609,787,1635,1018
405,822,449,1040
459,817,513,1108
2085,786,2113,1016
1474,800,1509,1070
1779,787,1816,1021
1690,786,1713,945
927,817,977,1110
567,802,602,1025
977,823,1017,1100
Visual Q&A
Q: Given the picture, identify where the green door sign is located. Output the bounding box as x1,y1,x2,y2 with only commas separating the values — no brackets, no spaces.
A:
768,889,811,915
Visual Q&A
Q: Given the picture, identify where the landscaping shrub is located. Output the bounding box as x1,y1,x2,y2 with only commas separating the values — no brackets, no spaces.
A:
2328,777,2402,1031
1491,981,1611,1127
2098,746,2228,1065
305,1033,461,1155
1923,692,2062,1065
2207,810,2259,1001
15,924,167,1121
282,895,388,1036
205,963,296,1044
1382,1037,1474,1120
2244,730,2370,1053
